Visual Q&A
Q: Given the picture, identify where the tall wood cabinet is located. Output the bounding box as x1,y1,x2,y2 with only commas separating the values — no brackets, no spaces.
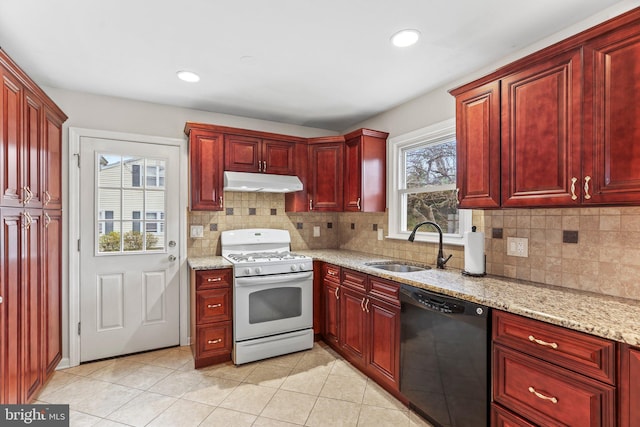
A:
343,129,388,212
451,8,640,208
0,48,66,404
185,125,224,211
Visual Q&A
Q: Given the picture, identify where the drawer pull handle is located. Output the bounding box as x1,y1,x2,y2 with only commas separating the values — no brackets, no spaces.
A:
528,335,558,349
207,303,222,308
570,177,578,201
584,176,592,200
528,386,558,404
328,271,336,276
208,339,222,344
207,277,222,282
361,297,366,312
364,298,370,313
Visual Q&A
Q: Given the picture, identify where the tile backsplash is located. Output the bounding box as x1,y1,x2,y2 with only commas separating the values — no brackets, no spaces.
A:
187,193,640,301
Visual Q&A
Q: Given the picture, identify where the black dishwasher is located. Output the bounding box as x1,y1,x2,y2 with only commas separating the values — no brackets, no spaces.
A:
400,283,490,427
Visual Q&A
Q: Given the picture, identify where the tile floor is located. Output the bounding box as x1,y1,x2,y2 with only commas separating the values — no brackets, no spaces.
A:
35,342,433,426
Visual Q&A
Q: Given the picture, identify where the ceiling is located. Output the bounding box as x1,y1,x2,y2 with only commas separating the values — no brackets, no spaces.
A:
0,0,630,131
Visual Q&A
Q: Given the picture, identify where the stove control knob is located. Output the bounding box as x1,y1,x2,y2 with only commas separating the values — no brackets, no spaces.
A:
290,264,299,272
254,267,262,275
300,263,308,271
244,268,251,275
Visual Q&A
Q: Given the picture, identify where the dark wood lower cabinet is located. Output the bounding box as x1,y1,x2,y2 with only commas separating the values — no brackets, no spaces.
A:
620,345,640,427
321,275,340,346
491,403,536,427
367,297,400,390
339,287,367,369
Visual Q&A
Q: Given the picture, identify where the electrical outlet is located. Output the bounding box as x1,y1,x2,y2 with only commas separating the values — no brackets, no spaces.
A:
190,225,203,238
313,226,320,237
507,237,528,257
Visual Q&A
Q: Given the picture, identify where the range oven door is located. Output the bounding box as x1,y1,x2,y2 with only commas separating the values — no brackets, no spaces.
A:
234,270,313,342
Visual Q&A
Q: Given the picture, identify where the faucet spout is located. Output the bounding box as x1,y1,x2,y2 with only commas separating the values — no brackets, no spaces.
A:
408,221,451,269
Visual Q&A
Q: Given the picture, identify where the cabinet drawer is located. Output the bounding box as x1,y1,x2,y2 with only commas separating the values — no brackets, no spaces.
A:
195,268,232,290
196,288,231,324
341,268,367,292
323,263,341,284
494,345,615,427
368,276,400,306
491,403,535,427
196,323,232,358
493,310,615,384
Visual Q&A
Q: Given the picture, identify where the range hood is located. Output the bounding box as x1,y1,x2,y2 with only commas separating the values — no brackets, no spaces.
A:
224,171,303,193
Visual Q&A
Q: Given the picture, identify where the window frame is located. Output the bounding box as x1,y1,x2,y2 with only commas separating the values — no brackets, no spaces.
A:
387,118,471,246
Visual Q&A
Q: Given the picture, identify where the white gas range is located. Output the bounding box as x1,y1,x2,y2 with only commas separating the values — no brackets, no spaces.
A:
221,229,314,364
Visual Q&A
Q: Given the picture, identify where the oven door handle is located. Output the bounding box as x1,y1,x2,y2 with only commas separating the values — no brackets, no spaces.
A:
235,271,313,287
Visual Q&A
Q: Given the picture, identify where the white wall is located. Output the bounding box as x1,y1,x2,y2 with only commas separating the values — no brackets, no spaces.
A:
46,87,337,366
347,0,640,137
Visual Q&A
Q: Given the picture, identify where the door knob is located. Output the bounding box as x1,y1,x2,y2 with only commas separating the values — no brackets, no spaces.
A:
168,240,176,247
168,255,177,262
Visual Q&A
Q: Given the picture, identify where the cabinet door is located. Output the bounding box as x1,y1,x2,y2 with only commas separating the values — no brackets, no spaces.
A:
344,137,363,212
224,134,261,173
42,210,62,375
501,49,582,207
42,109,63,209
23,91,42,208
339,287,367,368
455,81,501,208
367,297,400,390
189,131,224,210
262,139,295,175
620,345,640,427
583,24,640,204
0,208,22,403
322,279,340,346
22,209,42,402
0,67,23,207
308,143,343,211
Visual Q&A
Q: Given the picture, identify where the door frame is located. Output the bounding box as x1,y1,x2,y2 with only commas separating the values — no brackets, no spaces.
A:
68,127,188,368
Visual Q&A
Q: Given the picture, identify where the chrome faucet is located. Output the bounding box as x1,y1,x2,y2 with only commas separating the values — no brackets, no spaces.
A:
408,221,453,269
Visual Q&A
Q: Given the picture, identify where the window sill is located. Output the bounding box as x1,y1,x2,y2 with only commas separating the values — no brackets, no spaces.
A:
385,232,465,247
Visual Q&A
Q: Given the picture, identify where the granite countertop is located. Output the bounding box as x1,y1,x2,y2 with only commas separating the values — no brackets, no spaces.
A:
187,249,640,346
298,249,640,346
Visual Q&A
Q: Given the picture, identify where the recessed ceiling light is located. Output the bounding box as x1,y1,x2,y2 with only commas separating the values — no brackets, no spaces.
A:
176,70,200,83
391,29,420,47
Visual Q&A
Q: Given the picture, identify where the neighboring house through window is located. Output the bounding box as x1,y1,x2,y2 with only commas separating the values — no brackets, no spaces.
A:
387,118,471,245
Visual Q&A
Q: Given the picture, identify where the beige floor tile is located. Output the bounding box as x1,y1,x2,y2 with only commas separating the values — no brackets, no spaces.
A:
218,383,277,415
204,361,258,382
330,360,367,379
38,377,111,405
93,419,132,427
253,417,303,427
305,397,361,427
181,376,240,406
35,371,81,400
148,370,208,397
280,365,331,396
146,399,214,427
362,380,407,412
295,350,337,372
357,405,410,427
200,407,257,427
114,364,174,390
105,391,176,426
260,389,317,425
319,374,366,404
88,359,147,383
68,410,102,427
244,364,292,388
409,410,435,427
72,382,142,417
63,359,116,377
148,348,194,370
259,350,306,369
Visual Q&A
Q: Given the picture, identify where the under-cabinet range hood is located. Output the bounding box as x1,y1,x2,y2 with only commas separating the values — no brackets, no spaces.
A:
223,171,303,193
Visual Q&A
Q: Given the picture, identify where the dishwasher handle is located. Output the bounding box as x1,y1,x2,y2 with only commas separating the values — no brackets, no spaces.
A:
400,284,487,317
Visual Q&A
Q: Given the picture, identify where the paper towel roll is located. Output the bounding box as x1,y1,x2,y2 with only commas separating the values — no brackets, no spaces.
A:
464,230,485,275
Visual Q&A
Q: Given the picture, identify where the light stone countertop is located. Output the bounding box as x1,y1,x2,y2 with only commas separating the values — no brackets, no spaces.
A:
188,249,640,346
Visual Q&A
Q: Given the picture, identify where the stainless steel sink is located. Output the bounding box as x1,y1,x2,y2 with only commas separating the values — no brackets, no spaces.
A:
366,262,430,272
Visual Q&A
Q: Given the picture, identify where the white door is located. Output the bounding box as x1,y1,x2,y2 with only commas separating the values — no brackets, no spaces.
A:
79,137,180,362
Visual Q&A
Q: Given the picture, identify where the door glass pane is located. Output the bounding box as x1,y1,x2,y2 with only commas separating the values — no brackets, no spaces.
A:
248,287,302,324
96,153,168,255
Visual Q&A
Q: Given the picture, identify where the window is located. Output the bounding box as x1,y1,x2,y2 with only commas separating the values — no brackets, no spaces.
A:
145,211,165,233
131,164,141,187
132,211,141,233
98,210,114,234
146,165,165,187
388,119,471,245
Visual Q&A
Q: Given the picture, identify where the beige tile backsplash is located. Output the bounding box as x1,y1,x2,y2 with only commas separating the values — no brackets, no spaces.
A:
188,193,640,301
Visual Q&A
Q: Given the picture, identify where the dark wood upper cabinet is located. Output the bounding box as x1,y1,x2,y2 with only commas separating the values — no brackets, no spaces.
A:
1,66,23,208
451,8,640,208
455,81,501,208
583,21,640,204
224,134,296,175
501,48,582,207
186,126,224,211
343,129,388,212
42,108,63,210
308,137,344,212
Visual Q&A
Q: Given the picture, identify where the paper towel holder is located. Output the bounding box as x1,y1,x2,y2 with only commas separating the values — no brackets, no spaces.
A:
462,226,486,277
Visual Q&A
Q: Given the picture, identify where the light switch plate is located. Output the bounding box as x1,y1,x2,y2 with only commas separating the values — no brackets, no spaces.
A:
190,225,204,238
507,237,528,257
313,226,320,237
